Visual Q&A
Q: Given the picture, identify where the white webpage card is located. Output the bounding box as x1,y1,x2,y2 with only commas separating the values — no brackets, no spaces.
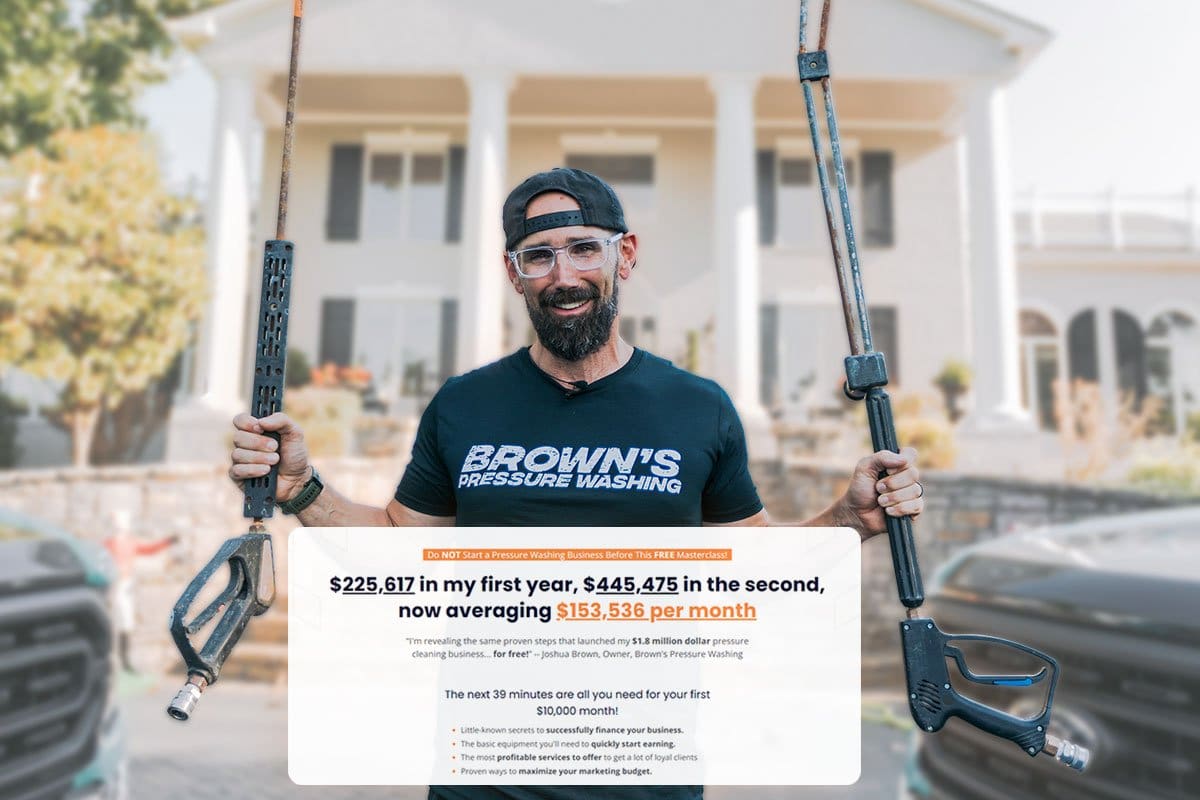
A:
287,526,861,786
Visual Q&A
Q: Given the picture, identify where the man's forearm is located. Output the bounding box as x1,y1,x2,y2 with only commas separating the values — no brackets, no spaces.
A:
292,469,390,527
801,497,868,540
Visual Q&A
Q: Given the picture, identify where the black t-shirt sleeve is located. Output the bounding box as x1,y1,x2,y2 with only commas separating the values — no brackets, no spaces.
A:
394,392,457,517
700,389,764,523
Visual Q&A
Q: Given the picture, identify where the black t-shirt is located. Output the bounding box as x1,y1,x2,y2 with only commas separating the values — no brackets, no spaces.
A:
395,347,763,526
395,348,761,800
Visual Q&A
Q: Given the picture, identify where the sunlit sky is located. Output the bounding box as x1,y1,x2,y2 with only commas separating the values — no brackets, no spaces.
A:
140,0,1200,197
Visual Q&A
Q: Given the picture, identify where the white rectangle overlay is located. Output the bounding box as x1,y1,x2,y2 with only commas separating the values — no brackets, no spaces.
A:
288,527,861,786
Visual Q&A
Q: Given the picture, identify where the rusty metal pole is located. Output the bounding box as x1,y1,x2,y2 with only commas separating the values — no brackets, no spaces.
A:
275,0,303,243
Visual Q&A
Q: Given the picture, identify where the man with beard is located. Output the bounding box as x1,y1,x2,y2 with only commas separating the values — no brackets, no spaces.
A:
229,167,923,531
228,168,924,796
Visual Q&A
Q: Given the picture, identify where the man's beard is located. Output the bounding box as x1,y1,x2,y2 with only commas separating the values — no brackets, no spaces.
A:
526,279,619,362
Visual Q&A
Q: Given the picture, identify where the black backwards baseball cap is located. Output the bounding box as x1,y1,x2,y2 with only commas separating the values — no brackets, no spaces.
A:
502,167,628,251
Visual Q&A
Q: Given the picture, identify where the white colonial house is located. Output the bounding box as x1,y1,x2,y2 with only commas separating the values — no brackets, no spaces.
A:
4,0,1198,470
157,0,1050,464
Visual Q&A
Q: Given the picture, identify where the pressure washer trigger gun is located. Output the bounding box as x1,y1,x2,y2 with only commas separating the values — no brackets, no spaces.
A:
901,617,1089,771
166,531,275,721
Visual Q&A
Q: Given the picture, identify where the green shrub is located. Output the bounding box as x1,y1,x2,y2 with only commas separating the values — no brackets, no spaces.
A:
1126,447,1200,497
933,360,972,393
286,350,312,389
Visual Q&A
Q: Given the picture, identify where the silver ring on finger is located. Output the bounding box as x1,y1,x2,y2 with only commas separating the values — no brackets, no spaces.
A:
915,481,924,498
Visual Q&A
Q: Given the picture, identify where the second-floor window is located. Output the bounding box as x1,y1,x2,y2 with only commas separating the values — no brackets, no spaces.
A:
565,153,656,225
363,151,448,242
775,155,858,248
757,148,893,249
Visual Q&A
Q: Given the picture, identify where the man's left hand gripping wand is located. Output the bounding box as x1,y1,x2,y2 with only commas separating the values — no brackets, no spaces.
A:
167,0,306,722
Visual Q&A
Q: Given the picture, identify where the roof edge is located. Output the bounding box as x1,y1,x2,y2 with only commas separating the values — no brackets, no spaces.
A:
909,0,1052,60
167,0,282,49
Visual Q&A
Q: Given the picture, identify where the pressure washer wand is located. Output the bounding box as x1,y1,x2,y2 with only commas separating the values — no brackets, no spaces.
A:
167,0,305,722
795,0,1088,771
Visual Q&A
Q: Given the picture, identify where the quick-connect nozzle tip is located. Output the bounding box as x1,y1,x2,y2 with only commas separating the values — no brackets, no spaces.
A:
167,678,206,722
1045,735,1090,772
1056,739,1090,772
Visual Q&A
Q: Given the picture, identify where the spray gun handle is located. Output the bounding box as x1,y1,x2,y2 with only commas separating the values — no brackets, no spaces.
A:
166,532,275,720
901,617,1089,771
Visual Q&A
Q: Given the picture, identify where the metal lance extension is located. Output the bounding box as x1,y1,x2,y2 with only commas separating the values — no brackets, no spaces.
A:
167,0,306,722
795,0,1088,771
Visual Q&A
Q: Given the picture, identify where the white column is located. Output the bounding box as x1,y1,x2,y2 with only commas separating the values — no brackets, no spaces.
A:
196,71,256,409
709,74,773,458
1107,185,1123,249
165,70,256,463
961,81,1031,431
1094,306,1120,426
1169,329,1186,436
1028,185,1043,249
457,71,512,373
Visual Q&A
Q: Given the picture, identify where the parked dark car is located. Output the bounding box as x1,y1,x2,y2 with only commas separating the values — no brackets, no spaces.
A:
0,509,126,800
902,505,1200,800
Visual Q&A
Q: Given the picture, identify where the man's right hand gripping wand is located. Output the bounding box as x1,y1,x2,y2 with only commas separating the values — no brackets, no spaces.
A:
166,0,307,722
795,0,1088,771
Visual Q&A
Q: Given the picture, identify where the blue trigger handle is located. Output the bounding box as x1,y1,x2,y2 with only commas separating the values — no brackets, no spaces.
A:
945,644,1049,686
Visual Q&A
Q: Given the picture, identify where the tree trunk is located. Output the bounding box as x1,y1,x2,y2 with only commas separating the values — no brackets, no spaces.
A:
69,406,101,467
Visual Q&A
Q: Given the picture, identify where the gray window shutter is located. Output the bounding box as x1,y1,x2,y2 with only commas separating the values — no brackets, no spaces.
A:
756,150,776,246
325,145,363,241
318,298,355,366
760,303,780,407
869,306,899,383
439,298,458,381
862,151,894,247
444,145,466,243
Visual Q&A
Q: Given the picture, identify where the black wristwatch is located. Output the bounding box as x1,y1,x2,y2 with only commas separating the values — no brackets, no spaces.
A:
278,467,324,515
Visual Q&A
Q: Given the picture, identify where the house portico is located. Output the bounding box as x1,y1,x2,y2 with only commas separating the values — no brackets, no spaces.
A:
167,0,1049,461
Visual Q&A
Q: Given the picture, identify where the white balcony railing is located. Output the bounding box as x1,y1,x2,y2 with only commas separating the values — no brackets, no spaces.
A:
1015,187,1200,252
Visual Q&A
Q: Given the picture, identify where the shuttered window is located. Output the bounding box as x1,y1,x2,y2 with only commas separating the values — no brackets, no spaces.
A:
869,306,899,384
759,148,893,249
861,151,894,247
408,153,448,241
326,142,466,244
565,154,656,224
363,153,404,240
318,298,356,367
325,145,364,241
776,155,821,248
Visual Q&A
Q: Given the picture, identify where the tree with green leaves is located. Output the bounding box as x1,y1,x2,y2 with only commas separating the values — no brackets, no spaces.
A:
0,127,205,466
0,0,224,156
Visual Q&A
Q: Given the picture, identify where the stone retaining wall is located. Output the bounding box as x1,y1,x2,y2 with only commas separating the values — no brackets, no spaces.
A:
0,458,1187,679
